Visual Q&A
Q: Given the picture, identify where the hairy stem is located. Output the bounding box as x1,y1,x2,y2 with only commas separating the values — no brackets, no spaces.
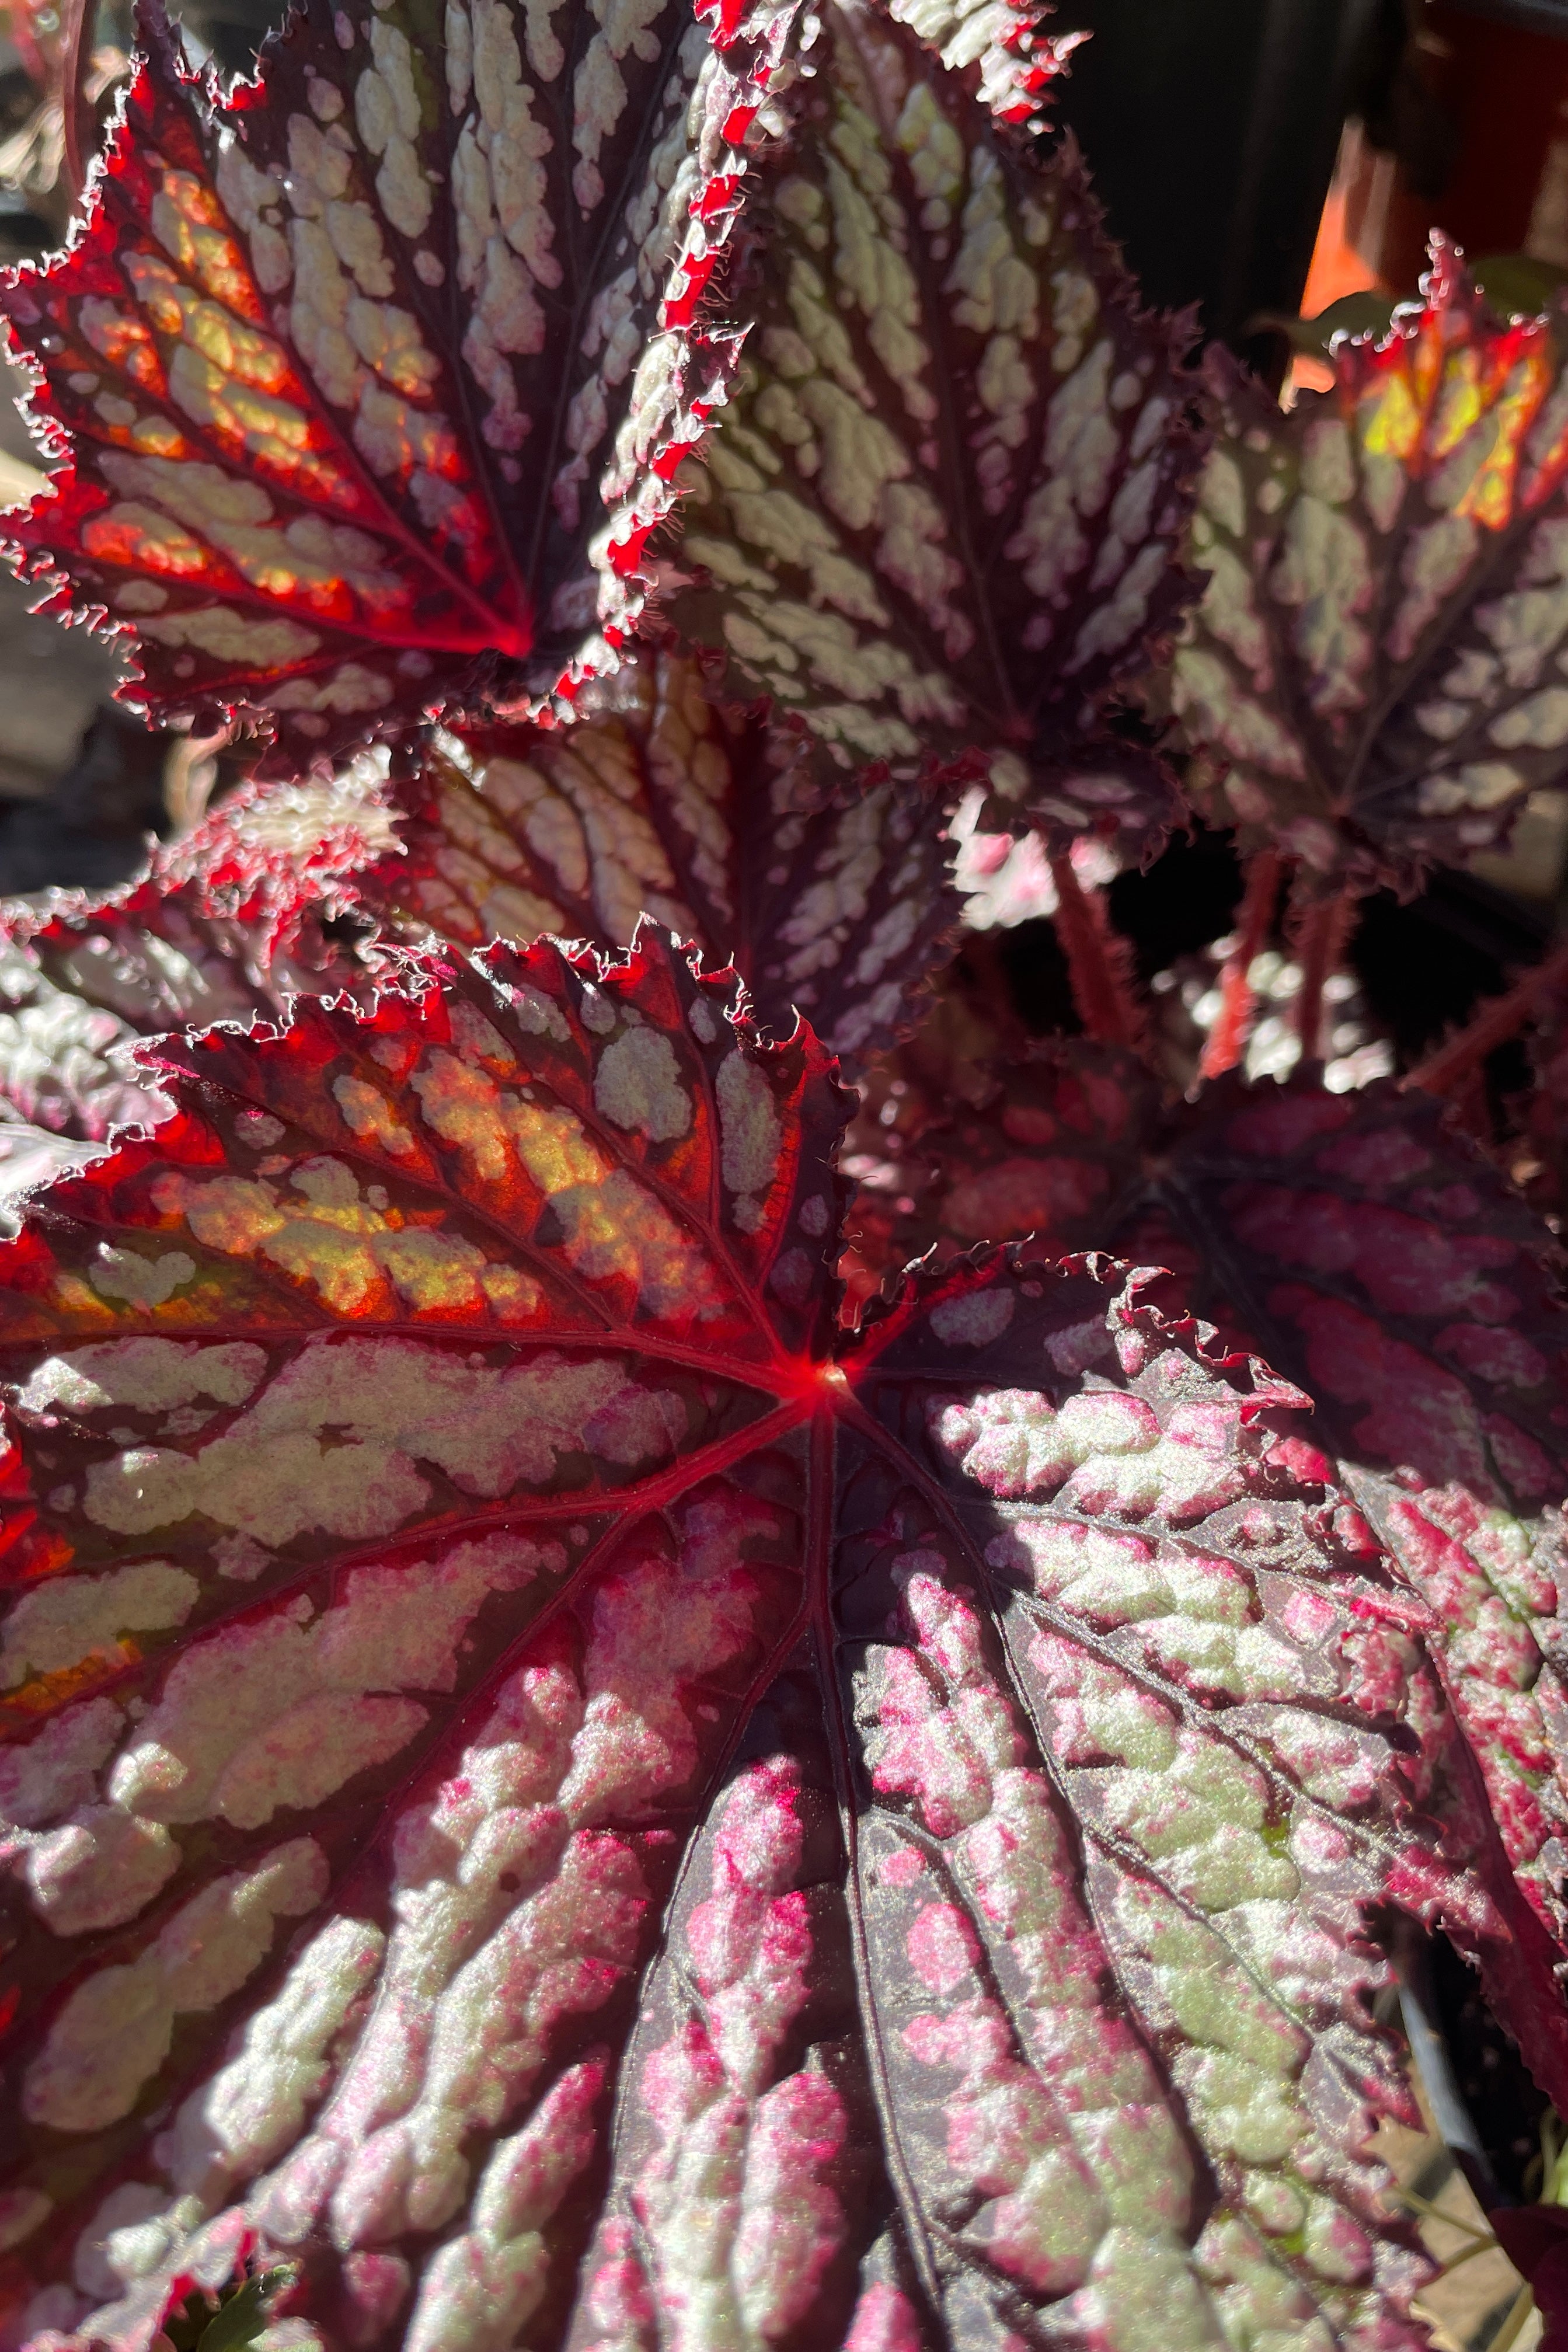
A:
1404,935,1568,1100
1288,884,1359,1064
1049,854,1145,1053
1200,851,1284,1082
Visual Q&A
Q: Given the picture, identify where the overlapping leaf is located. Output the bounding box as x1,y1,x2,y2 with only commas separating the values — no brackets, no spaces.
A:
1517,959,1568,1223
1174,250,1568,893
0,928,1546,2351
842,1036,1152,1305
355,647,960,1060
0,775,393,1142
860,1039,1568,1988
0,1120,100,1237
1163,1079,1568,1978
1,0,798,773
661,0,1201,858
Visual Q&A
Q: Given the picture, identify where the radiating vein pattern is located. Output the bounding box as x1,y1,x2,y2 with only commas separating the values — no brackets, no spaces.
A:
2,0,800,769
1175,251,1568,890
0,946,1521,2350
360,648,960,1060
662,0,1198,856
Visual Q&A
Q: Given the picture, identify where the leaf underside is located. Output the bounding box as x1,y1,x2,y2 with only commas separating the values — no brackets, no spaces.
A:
1,0,796,771
0,929,1513,2351
661,1,1200,858
848,1036,1568,2071
354,647,961,1062
1174,250,1568,892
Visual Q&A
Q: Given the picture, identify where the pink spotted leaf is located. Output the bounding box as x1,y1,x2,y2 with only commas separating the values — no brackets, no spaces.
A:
351,647,961,1061
659,1,1203,860
835,1013,1568,2012
1159,1076,1568,1975
1173,252,1568,893
1,0,799,775
0,931,1549,2350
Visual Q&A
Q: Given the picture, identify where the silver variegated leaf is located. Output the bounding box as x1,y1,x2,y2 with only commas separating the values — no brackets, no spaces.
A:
1175,252,1568,891
0,933,1540,2352
1,0,800,773
661,0,1201,860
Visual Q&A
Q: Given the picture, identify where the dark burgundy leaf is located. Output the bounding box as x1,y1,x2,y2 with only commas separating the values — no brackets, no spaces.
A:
0,931,1524,2350
1173,251,1568,893
1,0,799,773
1517,955,1568,1224
841,1036,1154,1304
660,0,1201,859
353,647,961,1061
1489,2208,1568,2348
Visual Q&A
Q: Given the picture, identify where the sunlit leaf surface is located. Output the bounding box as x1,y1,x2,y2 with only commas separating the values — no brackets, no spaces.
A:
878,0,1083,131
661,1,1200,858
1,0,797,772
0,1123,100,1237
0,776,394,1141
0,931,1528,2350
852,1039,1568,2024
1174,251,1568,891
1165,1079,1568,1978
356,649,960,1060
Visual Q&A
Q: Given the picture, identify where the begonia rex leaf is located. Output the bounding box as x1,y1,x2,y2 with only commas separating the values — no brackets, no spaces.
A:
1,0,798,773
355,649,960,1060
0,775,393,1141
0,931,1529,2351
1166,1078,1568,1970
852,1041,1568,2033
1175,251,1568,892
661,0,1201,859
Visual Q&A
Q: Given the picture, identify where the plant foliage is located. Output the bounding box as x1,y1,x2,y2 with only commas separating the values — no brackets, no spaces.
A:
0,0,798,768
1176,246,1568,893
1,929,1553,2352
661,0,1201,855
0,775,392,1140
6,0,1568,2346
354,646,960,1060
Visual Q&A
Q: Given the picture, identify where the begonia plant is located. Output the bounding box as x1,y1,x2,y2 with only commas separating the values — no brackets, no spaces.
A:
2,1,1568,2347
